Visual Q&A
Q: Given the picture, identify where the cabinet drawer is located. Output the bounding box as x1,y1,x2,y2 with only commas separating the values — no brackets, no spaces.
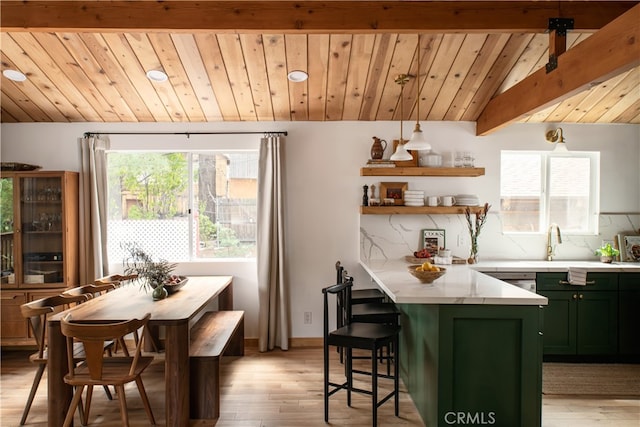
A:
1,292,28,339
619,273,640,291
537,272,618,291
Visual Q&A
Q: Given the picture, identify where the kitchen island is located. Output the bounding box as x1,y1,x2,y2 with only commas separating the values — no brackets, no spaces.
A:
360,259,548,427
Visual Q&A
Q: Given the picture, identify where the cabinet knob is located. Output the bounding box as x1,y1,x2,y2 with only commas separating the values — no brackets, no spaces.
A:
579,294,584,299
573,294,578,299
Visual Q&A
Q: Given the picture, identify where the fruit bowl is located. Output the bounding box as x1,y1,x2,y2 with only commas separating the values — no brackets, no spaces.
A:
408,265,446,284
163,276,188,294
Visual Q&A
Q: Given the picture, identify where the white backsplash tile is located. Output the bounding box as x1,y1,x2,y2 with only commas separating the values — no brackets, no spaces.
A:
360,214,640,262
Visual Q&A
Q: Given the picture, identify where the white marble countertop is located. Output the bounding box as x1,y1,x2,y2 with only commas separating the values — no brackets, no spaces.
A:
472,260,640,273
359,259,548,306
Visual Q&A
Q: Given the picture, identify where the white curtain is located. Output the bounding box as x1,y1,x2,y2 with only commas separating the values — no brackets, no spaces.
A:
257,134,290,351
78,136,110,285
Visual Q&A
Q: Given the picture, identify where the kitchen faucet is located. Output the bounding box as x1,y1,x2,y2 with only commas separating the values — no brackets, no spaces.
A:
546,223,562,261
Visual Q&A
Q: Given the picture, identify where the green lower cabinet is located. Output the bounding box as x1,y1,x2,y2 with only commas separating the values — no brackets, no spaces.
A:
537,272,618,357
576,291,618,354
538,290,577,354
398,304,542,427
619,273,640,357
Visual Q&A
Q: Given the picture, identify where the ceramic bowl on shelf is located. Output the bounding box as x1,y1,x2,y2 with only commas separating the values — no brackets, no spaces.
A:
408,265,446,284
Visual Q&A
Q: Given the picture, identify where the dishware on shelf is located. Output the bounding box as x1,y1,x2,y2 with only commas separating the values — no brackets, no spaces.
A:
404,190,425,206
441,196,456,207
426,196,441,207
419,152,442,167
454,194,480,206
408,265,446,284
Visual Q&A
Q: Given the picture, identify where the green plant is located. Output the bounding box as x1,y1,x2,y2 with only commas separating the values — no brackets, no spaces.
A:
122,242,176,291
595,243,619,257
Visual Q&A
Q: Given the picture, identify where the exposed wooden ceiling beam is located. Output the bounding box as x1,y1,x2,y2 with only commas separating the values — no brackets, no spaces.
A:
1,1,636,33
476,3,640,135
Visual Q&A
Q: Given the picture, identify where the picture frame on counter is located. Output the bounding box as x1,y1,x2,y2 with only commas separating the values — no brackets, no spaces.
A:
618,234,640,262
421,229,445,254
380,182,407,206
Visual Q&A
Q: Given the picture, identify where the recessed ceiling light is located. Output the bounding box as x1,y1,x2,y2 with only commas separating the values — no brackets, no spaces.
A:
3,69,27,82
287,70,308,82
146,69,168,82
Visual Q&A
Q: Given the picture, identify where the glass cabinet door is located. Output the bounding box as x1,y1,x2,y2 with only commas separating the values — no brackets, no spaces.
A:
19,176,64,286
1,176,15,286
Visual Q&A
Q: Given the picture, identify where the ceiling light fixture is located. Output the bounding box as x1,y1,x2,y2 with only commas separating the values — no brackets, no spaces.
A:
146,69,168,83
3,69,27,82
390,74,413,161
545,127,569,152
287,70,308,82
404,34,431,151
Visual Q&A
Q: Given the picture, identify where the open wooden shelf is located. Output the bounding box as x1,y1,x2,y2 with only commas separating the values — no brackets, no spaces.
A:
360,167,485,177
360,205,486,215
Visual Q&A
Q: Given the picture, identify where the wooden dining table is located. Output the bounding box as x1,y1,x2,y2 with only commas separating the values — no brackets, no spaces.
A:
47,275,234,427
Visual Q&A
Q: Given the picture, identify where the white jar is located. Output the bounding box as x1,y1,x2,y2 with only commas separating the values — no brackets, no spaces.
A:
419,151,442,167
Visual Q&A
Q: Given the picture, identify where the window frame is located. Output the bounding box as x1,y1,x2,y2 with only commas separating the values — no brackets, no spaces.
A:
106,134,260,264
500,150,600,236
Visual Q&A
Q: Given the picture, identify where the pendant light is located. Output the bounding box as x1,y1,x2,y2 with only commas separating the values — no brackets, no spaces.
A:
390,74,413,161
404,34,431,151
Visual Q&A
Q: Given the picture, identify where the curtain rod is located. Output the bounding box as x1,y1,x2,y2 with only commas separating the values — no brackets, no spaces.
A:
83,130,287,138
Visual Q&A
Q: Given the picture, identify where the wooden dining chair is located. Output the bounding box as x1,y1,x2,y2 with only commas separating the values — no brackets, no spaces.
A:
94,273,138,288
92,274,161,352
19,294,109,425
60,312,156,427
62,284,133,356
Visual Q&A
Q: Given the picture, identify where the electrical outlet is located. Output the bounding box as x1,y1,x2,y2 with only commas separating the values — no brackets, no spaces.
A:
304,312,312,324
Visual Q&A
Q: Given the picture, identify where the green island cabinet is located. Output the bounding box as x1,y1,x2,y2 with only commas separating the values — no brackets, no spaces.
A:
397,303,543,427
619,273,640,357
537,272,619,357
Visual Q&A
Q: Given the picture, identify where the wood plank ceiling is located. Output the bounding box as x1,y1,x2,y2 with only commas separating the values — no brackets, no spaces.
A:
1,1,639,132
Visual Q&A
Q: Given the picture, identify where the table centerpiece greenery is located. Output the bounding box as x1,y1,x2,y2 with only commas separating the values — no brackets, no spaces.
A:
122,242,177,300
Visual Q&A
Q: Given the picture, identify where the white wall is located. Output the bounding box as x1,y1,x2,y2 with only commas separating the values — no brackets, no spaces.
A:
2,121,639,339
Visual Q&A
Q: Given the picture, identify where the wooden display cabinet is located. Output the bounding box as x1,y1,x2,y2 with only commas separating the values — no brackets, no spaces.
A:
0,170,79,346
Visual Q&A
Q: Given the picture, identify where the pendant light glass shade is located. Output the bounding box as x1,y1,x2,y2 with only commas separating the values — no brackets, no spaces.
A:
390,140,413,161
404,34,431,151
405,123,431,150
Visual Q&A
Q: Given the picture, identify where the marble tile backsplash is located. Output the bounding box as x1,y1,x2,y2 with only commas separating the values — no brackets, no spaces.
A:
360,213,640,262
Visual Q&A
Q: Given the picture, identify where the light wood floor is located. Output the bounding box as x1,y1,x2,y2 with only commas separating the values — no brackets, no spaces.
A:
1,345,639,426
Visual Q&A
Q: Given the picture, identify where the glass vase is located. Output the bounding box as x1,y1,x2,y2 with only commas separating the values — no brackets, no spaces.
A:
468,235,479,264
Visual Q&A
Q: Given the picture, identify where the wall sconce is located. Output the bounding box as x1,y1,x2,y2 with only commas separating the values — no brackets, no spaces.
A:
545,128,568,152
390,74,413,161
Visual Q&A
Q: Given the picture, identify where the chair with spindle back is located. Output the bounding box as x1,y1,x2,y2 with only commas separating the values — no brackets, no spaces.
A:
60,313,156,427
19,294,114,425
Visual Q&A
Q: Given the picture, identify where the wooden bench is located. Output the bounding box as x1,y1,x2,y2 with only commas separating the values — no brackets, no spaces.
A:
189,310,245,420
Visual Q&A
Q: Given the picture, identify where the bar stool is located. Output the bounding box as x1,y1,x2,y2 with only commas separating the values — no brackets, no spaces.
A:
322,279,400,427
336,261,385,305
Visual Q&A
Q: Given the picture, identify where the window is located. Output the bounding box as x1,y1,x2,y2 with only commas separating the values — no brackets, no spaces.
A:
500,150,599,234
106,151,258,262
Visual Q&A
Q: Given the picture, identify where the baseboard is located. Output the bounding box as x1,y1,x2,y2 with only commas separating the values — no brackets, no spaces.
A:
242,337,322,349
